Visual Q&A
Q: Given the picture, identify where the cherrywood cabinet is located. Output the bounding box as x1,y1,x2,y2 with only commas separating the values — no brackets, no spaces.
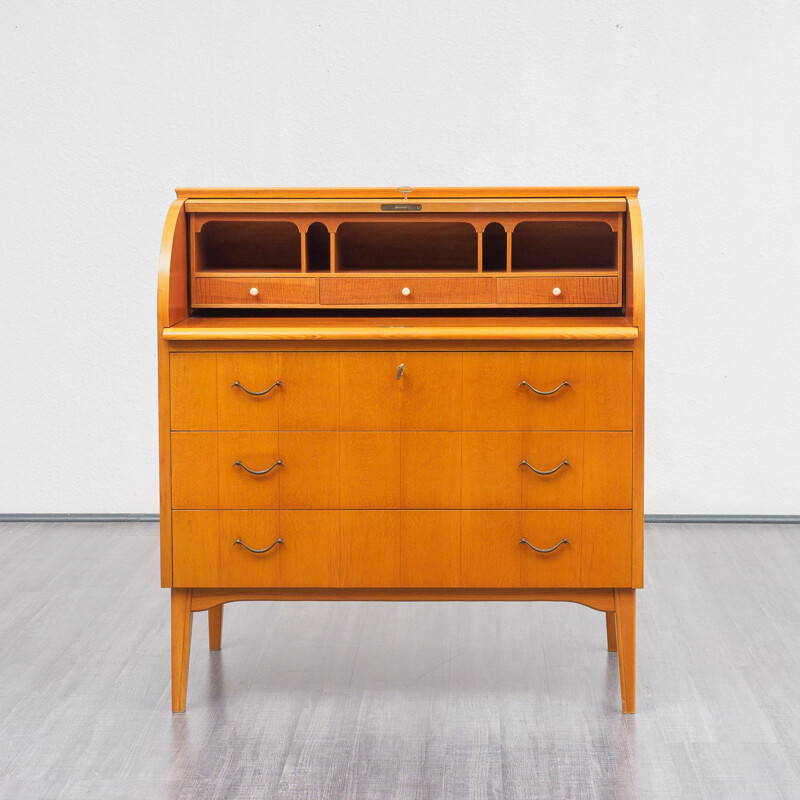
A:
158,186,644,713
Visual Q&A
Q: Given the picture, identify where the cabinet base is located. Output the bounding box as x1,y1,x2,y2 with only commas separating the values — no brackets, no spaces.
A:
170,587,636,713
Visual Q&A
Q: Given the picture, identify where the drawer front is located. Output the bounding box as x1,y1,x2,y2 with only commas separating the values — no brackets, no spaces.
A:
462,352,632,430
172,430,630,510
172,351,631,432
461,510,631,588
496,277,619,306
193,276,316,306
319,277,493,306
172,510,630,588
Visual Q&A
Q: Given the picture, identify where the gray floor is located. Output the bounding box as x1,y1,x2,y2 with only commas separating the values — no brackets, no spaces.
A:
1,523,800,799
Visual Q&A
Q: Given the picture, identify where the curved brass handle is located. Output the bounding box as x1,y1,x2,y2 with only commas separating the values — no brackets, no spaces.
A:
232,380,282,397
519,537,569,554
234,459,284,476
234,537,284,554
519,380,571,396
520,459,570,476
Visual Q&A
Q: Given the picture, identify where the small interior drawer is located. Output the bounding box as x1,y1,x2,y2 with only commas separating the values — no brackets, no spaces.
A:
496,276,619,306
192,276,316,306
319,277,493,306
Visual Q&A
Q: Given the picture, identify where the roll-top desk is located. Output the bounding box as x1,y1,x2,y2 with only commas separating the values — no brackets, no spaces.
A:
158,187,644,713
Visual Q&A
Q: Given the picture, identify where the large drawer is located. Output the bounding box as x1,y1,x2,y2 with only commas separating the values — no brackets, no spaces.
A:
170,351,632,431
171,431,632,510
171,510,631,588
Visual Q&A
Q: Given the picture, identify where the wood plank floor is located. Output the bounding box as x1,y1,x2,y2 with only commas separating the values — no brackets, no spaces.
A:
1,521,799,799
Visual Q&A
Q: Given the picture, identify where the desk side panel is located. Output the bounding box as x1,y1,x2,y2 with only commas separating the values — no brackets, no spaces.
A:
627,197,645,587
158,200,188,587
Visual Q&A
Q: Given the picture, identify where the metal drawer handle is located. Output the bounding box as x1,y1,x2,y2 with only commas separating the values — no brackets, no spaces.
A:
519,537,569,554
519,380,571,396
232,379,282,396
520,459,570,475
235,537,284,554
234,459,284,475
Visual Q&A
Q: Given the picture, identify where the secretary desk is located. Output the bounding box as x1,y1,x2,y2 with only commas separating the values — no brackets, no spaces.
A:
157,187,644,713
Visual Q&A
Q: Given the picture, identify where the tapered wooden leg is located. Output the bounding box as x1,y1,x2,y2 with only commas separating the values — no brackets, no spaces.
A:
171,588,193,713
614,588,636,713
605,611,618,652
208,603,223,651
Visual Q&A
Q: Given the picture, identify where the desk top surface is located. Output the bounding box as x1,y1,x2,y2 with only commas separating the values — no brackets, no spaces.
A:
163,316,639,341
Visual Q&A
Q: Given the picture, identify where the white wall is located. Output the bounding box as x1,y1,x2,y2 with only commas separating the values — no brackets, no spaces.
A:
2,1,799,515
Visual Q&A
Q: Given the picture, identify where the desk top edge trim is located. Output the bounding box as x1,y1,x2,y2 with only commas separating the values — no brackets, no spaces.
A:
162,325,639,341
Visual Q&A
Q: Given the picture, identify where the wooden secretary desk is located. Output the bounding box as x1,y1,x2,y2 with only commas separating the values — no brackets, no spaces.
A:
157,187,644,713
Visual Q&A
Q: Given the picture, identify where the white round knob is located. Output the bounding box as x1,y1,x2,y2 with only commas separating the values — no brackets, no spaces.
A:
552,287,562,297
249,287,259,297
401,287,411,297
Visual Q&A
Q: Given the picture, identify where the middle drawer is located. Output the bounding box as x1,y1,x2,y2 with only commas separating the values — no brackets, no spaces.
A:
171,430,632,510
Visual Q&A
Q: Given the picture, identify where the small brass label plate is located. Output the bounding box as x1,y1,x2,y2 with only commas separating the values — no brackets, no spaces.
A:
380,203,423,212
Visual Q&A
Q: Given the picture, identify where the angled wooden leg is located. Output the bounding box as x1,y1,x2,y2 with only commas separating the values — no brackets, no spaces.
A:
605,611,618,652
208,604,224,651
614,588,636,713
171,588,193,713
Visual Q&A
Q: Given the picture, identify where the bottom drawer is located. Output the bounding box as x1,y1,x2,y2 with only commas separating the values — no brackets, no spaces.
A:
172,510,631,589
